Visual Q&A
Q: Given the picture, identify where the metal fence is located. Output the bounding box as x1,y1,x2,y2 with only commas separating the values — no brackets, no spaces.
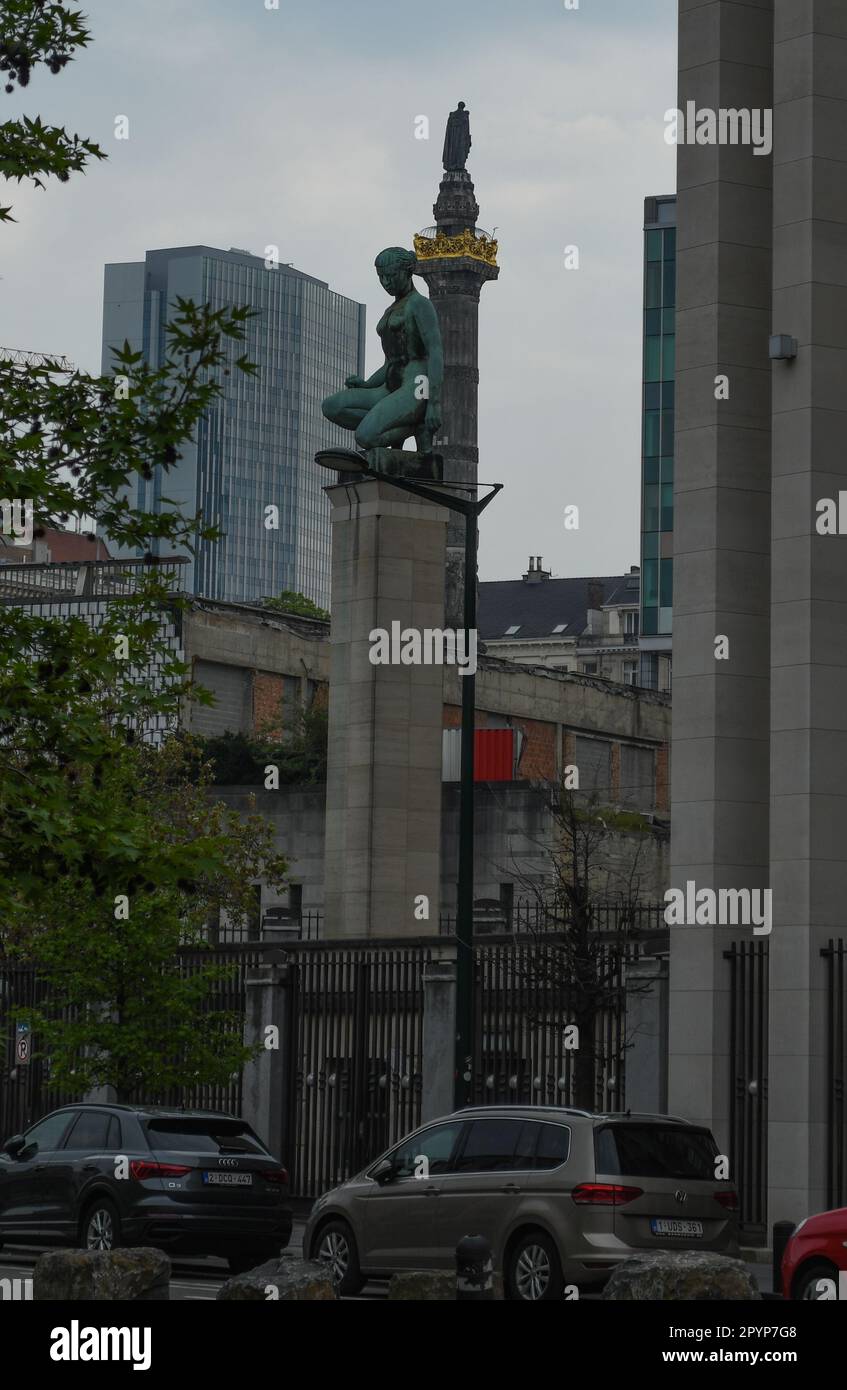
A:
470,938,635,1112
285,942,430,1197
724,940,769,1237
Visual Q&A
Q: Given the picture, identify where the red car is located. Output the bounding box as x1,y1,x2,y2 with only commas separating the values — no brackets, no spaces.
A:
781,1207,847,1300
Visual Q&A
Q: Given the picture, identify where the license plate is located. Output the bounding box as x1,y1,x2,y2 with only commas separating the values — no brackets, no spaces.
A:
202,1171,252,1186
651,1218,703,1238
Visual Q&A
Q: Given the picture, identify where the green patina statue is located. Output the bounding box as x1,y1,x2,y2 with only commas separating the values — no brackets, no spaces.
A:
321,247,444,470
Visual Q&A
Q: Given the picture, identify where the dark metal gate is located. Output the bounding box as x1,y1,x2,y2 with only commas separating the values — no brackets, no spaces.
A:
286,944,429,1198
725,940,768,1237
823,939,846,1209
471,939,632,1111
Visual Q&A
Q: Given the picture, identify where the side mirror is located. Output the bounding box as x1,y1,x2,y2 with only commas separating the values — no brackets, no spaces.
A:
3,1135,25,1159
371,1158,394,1186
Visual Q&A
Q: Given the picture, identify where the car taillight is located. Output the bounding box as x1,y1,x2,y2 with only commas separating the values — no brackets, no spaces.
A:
714,1190,739,1211
571,1183,643,1206
130,1160,192,1181
263,1168,289,1185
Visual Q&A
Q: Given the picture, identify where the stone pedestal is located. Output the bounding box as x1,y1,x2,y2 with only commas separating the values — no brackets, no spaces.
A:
323,476,447,938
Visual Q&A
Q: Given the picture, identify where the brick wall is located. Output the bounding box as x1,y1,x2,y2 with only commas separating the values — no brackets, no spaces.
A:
253,672,286,737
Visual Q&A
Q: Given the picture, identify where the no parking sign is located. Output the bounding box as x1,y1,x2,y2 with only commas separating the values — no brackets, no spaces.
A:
15,1021,30,1066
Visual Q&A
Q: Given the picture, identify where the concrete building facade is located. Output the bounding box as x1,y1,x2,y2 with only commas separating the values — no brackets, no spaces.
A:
670,0,847,1227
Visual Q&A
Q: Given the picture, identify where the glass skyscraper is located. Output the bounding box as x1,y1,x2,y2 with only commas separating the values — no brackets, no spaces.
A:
639,196,675,691
101,246,366,609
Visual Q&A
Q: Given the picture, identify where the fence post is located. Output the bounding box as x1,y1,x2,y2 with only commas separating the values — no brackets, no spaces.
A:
242,953,291,1164
625,954,669,1113
422,947,457,1123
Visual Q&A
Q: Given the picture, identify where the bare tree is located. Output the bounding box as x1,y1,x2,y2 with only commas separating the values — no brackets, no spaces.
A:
507,780,661,1110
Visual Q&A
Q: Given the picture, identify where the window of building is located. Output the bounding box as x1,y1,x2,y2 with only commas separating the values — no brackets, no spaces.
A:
552,623,568,634
581,661,598,675
504,625,521,636
620,744,655,808
624,611,639,637
623,662,638,687
574,735,612,798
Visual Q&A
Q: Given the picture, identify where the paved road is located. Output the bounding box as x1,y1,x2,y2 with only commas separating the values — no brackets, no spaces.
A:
0,1234,775,1303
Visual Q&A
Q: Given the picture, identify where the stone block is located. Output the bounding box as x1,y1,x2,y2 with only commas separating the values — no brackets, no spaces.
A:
216,1253,337,1301
34,1248,170,1301
602,1252,760,1301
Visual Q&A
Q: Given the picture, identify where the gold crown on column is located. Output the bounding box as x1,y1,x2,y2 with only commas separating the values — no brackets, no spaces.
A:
414,226,499,266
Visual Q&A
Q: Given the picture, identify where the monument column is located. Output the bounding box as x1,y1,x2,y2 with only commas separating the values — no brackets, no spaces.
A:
322,476,447,938
415,104,499,627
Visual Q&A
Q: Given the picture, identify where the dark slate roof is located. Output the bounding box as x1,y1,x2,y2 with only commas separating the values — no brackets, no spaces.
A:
478,575,636,641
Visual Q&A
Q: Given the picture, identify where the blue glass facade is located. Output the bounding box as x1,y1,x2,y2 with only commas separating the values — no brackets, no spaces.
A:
639,197,676,690
102,246,365,608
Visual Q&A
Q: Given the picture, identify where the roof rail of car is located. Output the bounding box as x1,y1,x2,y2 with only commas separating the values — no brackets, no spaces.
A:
601,1111,693,1124
449,1104,594,1119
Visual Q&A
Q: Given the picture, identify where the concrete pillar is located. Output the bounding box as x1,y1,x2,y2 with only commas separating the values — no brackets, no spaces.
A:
625,956,669,1115
323,476,447,938
241,955,290,1163
767,0,847,1224
421,950,457,1123
669,0,774,1156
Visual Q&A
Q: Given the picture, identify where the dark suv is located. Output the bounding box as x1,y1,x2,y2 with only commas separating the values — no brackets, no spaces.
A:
0,1104,292,1273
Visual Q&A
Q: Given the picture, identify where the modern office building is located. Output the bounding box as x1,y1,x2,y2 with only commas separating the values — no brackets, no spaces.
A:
101,246,366,608
639,195,676,693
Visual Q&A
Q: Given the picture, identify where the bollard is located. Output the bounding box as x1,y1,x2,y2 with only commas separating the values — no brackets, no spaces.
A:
456,1234,494,1301
771,1221,795,1297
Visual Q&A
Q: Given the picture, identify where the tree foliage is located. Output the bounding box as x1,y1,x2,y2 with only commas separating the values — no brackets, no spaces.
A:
0,4,276,1099
262,590,330,622
190,700,329,788
510,783,657,1110
0,2,102,221
8,738,288,1099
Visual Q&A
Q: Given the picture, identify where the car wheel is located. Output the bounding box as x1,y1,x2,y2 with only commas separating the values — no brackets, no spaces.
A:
81,1198,121,1253
314,1219,365,1296
794,1261,840,1300
507,1230,565,1302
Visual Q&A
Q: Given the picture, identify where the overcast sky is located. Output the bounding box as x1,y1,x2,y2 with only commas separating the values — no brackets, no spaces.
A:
2,0,677,582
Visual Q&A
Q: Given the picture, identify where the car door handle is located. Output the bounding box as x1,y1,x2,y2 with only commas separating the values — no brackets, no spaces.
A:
424,1185,440,1196
501,1183,520,1194
82,1163,98,1173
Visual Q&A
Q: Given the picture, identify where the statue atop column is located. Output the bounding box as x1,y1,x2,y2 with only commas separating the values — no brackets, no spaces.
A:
320,246,444,479
442,101,471,172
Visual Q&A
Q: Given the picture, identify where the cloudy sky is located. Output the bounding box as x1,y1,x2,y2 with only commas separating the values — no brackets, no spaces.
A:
2,0,677,582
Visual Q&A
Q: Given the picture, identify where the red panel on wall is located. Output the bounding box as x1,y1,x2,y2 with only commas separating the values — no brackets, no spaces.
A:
474,728,514,782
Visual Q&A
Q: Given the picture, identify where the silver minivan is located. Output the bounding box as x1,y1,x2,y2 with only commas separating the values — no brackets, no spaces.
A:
304,1105,740,1299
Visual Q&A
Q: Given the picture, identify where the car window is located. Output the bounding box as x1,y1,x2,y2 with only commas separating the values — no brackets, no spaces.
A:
63,1111,113,1152
454,1118,533,1173
595,1125,718,1180
20,1111,75,1157
389,1122,464,1178
106,1115,122,1150
535,1122,570,1169
145,1119,267,1155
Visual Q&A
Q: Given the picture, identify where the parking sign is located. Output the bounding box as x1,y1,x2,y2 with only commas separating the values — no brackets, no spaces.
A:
15,1022,30,1066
